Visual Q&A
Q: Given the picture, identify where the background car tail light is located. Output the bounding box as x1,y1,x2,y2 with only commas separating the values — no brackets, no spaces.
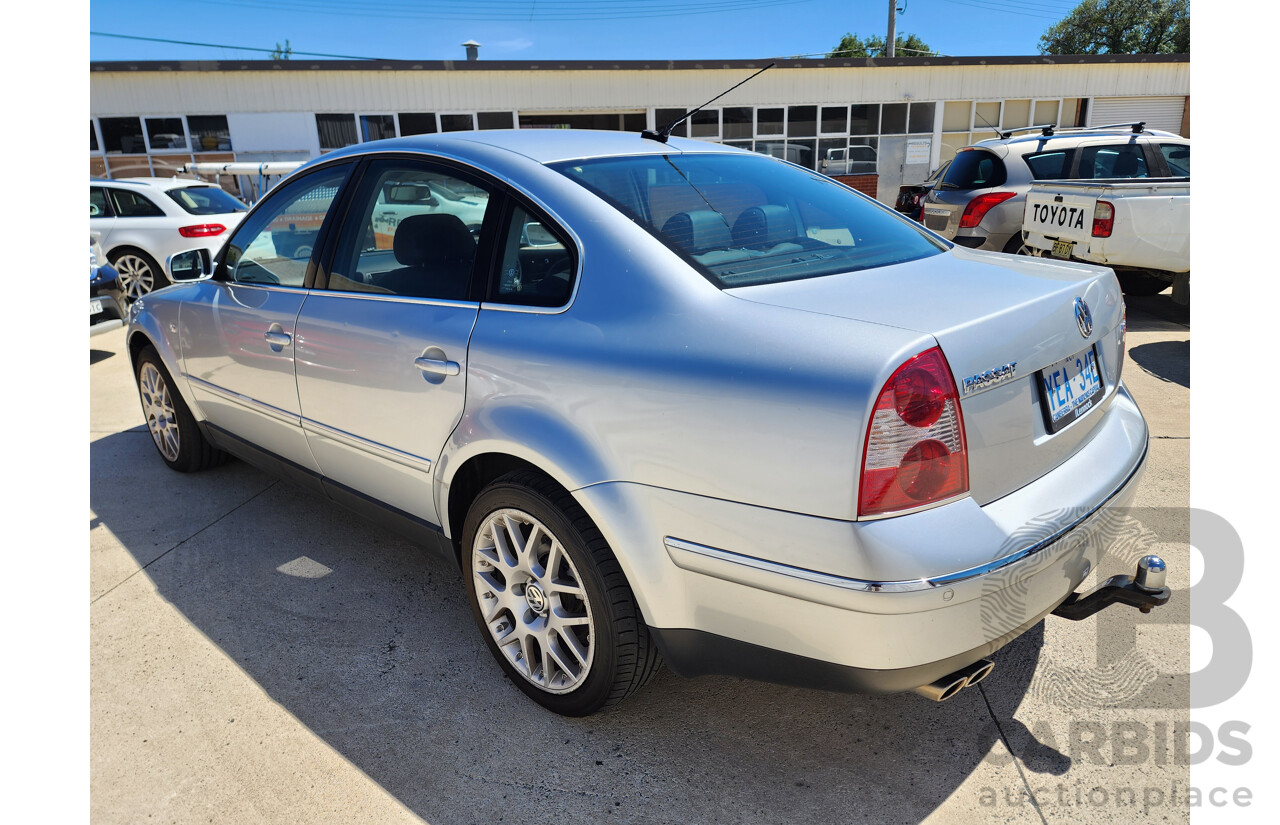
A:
958,192,1015,229
1091,201,1115,237
860,347,969,517
179,224,226,238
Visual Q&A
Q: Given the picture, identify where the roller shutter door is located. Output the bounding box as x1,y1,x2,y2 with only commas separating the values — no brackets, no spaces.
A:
1089,96,1186,135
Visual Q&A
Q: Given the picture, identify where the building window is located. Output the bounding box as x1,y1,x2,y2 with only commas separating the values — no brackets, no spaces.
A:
360,114,396,142
440,114,476,132
690,110,719,138
144,117,188,151
316,114,358,150
820,106,848,135
881,103,908,135
477,111,514,130
90,122,99,152
654,108,688,137
756,107,784,136
188,115,232,151
399,113,438,136
849,105,879,136
99,117,145,154
722,107,753,140
907,102,936,134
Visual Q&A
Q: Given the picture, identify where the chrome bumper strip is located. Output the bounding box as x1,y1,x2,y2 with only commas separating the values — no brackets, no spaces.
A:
664,441,1148,595
186,375,299,426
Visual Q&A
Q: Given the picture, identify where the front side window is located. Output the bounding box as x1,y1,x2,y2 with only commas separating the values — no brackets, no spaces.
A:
1078,143,1149,179
108,189,165,218
223,164,351,287
327,159,493,300
553,152,945,289
493,204,576,307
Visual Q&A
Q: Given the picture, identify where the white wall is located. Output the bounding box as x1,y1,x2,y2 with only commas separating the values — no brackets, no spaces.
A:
225,112,320,156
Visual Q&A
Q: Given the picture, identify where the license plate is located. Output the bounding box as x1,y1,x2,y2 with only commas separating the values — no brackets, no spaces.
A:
1038,345,1103,433
89,299,103,315
1051,239,1074,258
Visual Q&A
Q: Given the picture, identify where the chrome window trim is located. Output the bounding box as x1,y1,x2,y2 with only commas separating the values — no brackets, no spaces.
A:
186,375,299,426
664,440,1147,594
308,288,479,310
300,417,434,474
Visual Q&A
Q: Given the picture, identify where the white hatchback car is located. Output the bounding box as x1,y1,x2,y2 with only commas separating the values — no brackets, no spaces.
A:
90,178,248,300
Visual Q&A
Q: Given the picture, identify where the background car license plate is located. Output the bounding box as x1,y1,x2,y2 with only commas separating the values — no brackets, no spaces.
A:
89,299,103,315
1051,239,1074,258
1038,345,1102,433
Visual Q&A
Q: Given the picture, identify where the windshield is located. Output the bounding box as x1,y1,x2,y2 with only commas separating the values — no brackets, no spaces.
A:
551,152,946,289
166,185,248,215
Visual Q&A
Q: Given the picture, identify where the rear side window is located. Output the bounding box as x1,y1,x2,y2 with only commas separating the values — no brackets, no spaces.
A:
940,150,1007,190
1161,143,1190,177
1023,149,1074,180
108,189,165,218
493,204,576,308
1077,143,1149,179
166,186,248,215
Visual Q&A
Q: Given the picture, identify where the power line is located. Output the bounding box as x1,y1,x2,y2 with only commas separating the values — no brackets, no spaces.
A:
934,0,1064,20
90,31,385,60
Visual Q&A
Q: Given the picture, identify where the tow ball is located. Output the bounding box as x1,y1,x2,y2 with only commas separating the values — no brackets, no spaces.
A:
1051,555,1170,621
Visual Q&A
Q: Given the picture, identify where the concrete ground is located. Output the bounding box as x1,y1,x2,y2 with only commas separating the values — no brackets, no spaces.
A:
89,292,1190,824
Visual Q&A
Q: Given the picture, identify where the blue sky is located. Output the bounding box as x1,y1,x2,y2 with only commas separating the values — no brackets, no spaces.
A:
89,0,1081,62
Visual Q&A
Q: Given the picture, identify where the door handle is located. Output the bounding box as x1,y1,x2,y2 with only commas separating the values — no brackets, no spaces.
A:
414,356,460,376
264,330,292,347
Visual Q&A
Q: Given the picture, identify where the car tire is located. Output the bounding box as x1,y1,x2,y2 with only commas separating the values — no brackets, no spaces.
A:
1116,271,1170,296
1001,234,1036,256
461,470,661,716
135,345,227,473
111,248,169,301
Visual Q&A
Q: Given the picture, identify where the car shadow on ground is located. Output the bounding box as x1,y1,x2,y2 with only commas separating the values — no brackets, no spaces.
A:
1124,293,1189,333
90,349,116,365
1128,341,1190,388
91,430,1044,825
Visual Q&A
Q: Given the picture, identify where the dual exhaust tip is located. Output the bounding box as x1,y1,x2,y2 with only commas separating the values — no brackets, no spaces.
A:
912,658,995,702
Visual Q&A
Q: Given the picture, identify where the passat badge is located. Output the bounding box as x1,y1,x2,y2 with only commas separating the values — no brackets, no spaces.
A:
963,362,1017,395
1075,297,1093,338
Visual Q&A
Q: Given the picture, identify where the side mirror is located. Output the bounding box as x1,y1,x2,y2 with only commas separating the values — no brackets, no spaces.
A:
168,249,211,282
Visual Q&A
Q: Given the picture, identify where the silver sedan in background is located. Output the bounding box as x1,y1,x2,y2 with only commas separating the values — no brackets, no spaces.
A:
126,129,1165,716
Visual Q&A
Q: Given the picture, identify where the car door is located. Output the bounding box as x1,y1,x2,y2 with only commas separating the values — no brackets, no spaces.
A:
293,157,498,525
90,185,116,249
180,162,354,473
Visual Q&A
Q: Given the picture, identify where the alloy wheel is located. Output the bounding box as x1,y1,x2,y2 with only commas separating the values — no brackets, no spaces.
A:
471,508,595,694
115,254,156,300
139,362,180,461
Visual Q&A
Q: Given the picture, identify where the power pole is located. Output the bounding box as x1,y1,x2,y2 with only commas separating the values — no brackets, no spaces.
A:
886,0,897,57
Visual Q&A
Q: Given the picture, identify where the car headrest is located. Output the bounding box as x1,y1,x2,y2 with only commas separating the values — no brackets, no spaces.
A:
393,213,475,267
732,204,796,248
661,210,732,254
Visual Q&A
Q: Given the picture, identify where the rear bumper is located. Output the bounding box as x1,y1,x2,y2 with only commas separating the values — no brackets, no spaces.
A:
573,383,1151,693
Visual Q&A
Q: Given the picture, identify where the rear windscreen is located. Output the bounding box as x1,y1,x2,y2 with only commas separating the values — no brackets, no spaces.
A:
166,186,248,215
939,149,1007,190
551,152,946,289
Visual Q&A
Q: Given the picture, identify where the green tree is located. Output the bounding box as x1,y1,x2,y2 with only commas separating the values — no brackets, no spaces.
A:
828,32,933,58
1039,0,1189,55
270,39,293,60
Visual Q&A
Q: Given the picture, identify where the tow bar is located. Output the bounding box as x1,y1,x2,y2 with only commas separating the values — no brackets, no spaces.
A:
1051,555,1171,621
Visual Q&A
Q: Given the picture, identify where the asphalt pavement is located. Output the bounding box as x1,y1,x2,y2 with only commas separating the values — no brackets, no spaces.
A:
89,291,1191,824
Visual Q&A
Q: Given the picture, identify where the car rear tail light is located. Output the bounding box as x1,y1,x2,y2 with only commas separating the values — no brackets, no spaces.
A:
859,347,969,518
958,192,1016,229
179,224,226,238
1091,201,1114,238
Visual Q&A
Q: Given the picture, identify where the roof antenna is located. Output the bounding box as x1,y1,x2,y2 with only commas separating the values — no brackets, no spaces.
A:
642,62,775,144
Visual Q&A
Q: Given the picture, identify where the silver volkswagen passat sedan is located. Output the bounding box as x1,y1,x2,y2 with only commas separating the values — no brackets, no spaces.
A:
126,129,1167,716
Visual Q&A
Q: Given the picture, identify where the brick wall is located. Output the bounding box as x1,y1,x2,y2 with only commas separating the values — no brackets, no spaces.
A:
832,174,878,199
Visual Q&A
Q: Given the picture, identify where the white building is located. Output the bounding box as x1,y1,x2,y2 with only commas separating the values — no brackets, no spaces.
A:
90,54,1189,203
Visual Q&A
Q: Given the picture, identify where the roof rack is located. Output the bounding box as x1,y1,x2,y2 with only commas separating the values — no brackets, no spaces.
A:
996,123,1059,139
1028,121,1149,139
